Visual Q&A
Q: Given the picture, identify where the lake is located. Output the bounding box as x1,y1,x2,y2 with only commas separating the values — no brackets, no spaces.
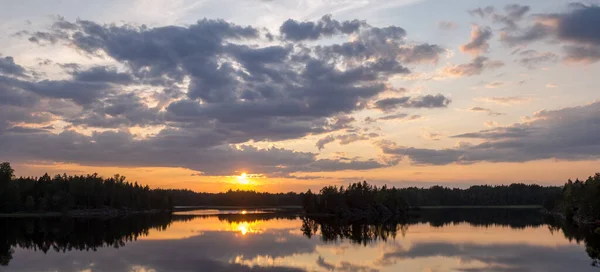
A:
1,208,599,271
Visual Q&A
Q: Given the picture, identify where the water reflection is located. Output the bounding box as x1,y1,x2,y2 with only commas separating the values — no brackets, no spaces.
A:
0,209,598,271
0,213,179,266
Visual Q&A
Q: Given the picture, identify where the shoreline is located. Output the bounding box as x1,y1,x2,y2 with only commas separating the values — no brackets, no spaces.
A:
0,208,172,218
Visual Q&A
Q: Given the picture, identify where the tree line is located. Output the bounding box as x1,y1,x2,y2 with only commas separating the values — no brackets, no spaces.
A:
0,162,172,213
301,181,562,217
163,188,302,207
545,173,600,224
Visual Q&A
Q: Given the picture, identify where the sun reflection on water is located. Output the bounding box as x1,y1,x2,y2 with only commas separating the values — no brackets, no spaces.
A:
231,221,261,236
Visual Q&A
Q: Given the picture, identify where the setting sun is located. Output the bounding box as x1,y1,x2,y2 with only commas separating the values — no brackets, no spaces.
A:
237,173,249,185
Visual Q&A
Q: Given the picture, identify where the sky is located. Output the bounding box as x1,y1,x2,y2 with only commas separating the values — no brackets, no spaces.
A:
1,0,600,192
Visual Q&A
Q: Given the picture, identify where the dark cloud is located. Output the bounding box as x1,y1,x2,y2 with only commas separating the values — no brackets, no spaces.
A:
399,43,445,64
0,128,396,176
316,132,379,150
2,15,450,176
442,56,504,77
1,63,114,106
469,5,530,30
314,23,442,65
0,105,54,133
26,79,115,105
504,4,531,22
0,76,39,107
5,126,51,134
468,6,495,18
492,4,531,30
0,56,27,77
554,4,600,45
380,101,600,165
374,94,451,112
499,22,554,47
71,66,135,84
316,135,336,150
379,113,422,121
67,92,163,128
374,97,410,111
460,25,492,56
563,45,600,63
517,50,558,68
279,14,364,41
497,4,600,63
27,31,68,44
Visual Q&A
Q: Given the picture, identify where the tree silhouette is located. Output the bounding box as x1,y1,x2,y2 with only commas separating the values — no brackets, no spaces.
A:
0,162,172,213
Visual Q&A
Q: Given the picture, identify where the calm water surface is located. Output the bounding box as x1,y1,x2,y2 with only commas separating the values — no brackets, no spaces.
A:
1,209,599,271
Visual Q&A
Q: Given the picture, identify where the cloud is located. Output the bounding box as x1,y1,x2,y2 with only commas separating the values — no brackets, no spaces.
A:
546,83,558,88
316,132,379,150
67,92,163,128
314,31,443,65
5,126,52,134
422,131,442,141
468,6,494,18
441,56,504,77
499,22,553,47
398,44,445,64
563,45,600,64
71,66,135,85
379,113,422,121
279,14,364,41
316,135,336,150
0,129,397,176
479,96,532,105
498,4,600,63
374,94,451,112
517,50,558,69
316,256,379,272
438,21,458,30
504,4,531,22
379,101,600,165
460,25,493,56
469,5,530,30
0,56,27,77
0,14,461,178
469,107,504,116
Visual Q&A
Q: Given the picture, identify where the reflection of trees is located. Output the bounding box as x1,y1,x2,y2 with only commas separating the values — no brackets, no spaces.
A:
215,213,297,223
302,210,600,267
174,211,298,224
0,213,177,266
301,216,408,245
409,208,547,229
546,216,600,267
